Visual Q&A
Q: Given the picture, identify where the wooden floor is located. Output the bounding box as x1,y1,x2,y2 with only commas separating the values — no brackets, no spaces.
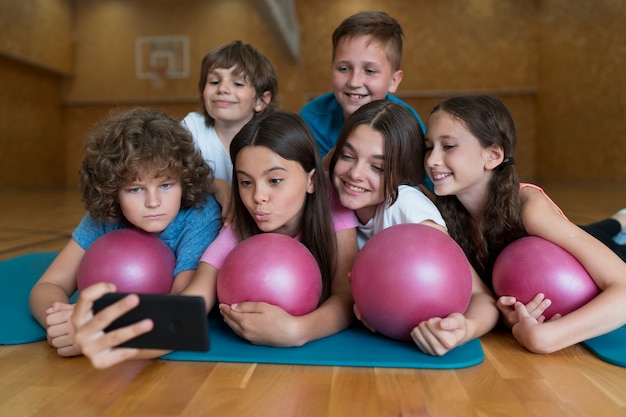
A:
1,182,625,416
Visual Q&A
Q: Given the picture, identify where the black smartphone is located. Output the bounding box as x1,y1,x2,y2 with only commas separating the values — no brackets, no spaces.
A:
92,293,210,352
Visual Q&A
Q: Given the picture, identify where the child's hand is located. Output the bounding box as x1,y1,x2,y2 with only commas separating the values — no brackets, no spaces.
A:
45,302,81,357
219,302,302,347
510,302,560,354
497,293,552,327
410,312,468,356
211,178,234,226
72,283,153,369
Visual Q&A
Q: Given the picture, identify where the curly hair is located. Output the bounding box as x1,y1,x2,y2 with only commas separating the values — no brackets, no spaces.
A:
78,107,214,223
430,96,527,287
229,111,337,304
328,99,424,207
197,40,279,126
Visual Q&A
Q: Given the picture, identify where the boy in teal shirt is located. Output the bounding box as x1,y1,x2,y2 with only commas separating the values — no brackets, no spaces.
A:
300,11,431,190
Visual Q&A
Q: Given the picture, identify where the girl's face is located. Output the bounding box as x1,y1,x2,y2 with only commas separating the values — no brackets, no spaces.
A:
424,111,499,206
332,36,403,121
332,124,385,224
118,173,182,234
203,66,269,128
235,145,316,237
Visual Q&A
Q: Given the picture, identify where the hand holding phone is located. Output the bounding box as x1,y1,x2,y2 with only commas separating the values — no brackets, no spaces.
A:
93,293,210,352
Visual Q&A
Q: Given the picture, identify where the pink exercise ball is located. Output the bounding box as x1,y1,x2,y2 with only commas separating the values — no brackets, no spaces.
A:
217,233,322,316
492,236,600,319
351,224,473,341
77,228,175,294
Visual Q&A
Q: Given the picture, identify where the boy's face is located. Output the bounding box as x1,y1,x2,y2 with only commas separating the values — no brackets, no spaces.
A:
332,36,403,120
203,66,269,129
118,173,182,234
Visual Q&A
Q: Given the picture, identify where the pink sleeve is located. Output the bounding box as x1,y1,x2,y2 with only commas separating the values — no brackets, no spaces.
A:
329,186,358,232
199,226,239,270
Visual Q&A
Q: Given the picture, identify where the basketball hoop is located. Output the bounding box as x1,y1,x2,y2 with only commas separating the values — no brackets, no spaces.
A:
149,64,168,89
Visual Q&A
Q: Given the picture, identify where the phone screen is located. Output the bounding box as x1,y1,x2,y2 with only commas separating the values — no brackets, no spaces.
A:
93,293,210,352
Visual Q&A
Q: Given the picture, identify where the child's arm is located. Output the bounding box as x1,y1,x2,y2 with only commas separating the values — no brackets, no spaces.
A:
404,220,498,355
169,269,196,294
29,239,84,357
409,259,498,356
219,227,358,346
179,262,219,310
510,187,626,353
72,262,219,369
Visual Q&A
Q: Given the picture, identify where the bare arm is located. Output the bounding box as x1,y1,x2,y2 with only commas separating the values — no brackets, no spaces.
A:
459,269,499,343
511,187,626,353
291,227,357,344
169,269,196,294
179,261,219,311
29,239,83,327
410,223,499,355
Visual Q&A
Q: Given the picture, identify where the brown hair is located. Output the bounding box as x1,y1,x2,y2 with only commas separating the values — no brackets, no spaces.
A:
78,107,214,223
197,40,278,126
332,11,403,70
328,99,424,206
429,95,526,285
230,111,336,304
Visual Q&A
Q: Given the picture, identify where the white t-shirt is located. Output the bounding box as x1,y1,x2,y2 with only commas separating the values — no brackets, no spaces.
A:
357,185,446,249
182,112,232,183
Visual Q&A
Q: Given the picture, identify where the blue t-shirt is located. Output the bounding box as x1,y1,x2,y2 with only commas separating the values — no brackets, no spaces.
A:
72,196,222,276
300,92,433,191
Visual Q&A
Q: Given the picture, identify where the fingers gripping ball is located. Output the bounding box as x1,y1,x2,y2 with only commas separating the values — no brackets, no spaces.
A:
77,229,175,294
492,236,600,319
217,233,322,316
351,224,473,341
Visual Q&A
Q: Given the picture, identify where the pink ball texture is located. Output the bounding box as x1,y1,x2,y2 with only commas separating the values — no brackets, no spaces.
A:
493,236,600,319
77,228,175,294
217,233,322,316
351,224,473,341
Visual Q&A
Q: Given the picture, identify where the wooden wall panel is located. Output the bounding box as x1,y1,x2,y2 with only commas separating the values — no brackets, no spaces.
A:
63,0,290,103
296,0,537,97
1,0,624,187
0,0,73,74
0,0,72,186
537,1,626,183
0,56,65,187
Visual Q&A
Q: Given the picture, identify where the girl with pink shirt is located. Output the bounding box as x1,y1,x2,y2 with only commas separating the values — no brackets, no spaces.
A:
200,111,358,347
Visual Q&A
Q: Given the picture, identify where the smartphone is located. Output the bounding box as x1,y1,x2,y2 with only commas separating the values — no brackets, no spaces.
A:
93,293,210,352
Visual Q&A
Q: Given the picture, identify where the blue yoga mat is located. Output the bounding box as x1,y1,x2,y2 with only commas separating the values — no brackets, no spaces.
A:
1,252,484,368
164,315,484,369
4,252,625,368
582,326,626,367
0,251,59,344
